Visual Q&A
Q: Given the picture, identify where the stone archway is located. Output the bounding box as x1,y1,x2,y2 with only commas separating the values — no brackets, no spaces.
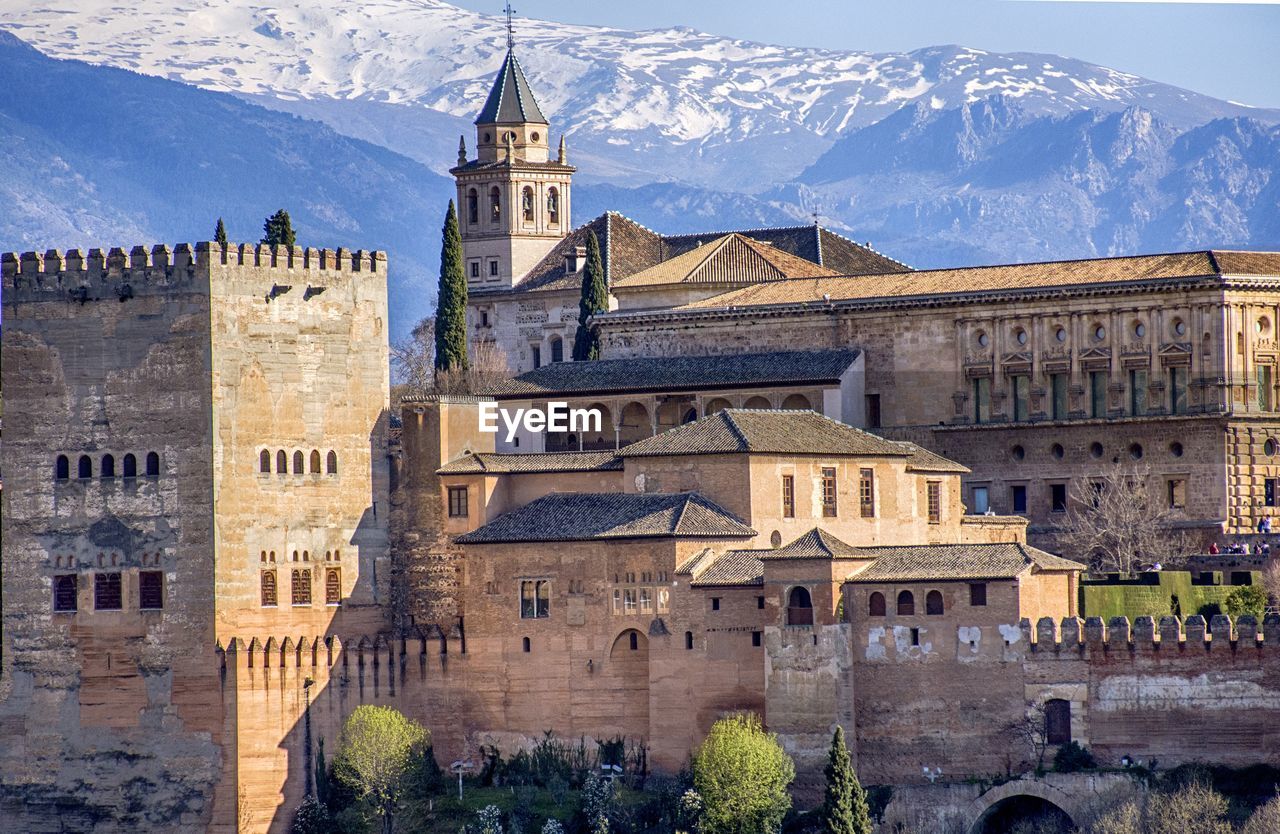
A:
965,779,1081,834
601,629,650,742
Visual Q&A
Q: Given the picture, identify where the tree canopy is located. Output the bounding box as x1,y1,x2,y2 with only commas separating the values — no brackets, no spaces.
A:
572,230,607,361
821,726,871,834
214,217,228,246
435,200,469,374
334,705,430,834
262,209,296,247
692,714,794,834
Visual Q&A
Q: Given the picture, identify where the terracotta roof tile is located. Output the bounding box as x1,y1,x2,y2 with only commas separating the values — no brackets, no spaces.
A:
758,528,862,560
613,234,839,288
846,543,1084,582
620,409,912,458
437,451,623,475
689,550,765,587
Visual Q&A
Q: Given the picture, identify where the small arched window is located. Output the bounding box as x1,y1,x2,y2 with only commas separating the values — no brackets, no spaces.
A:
550,337,564,363
146,452,160,478
260,450,271,473
897,590,915,616
787,586,814,625
685,631,694,650
260,570,277,607
101,454,115,478
868,592,886,617
467,188,479,224
490,186,501,223
629,631,639,651
522,186,535,222
56,455,69,480
277,450,287,473
327,451,338,475
78,455,92,479
926,590,944,616
123,454,137,478
293,451,304,474
310,450,321,474
547,187,560,224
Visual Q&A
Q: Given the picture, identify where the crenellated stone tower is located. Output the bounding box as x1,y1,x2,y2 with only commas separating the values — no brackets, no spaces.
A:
451,48,574,290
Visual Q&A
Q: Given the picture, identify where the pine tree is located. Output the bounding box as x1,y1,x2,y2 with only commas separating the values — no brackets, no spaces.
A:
214,217,228,246
434,200,469,373
821,726,871,834
572,230,607,361
262,209,297,247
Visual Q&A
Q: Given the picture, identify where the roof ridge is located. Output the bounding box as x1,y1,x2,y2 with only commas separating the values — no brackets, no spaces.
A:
672,493,693,535
816,225,913,270
720,410,752,451
685,234,737,282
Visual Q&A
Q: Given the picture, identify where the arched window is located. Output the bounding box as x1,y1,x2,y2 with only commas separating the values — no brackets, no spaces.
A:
277,450,287,473
868,592,886,617
467,188,479,224
522,636,531,653
897,590,915,616
327,451,338,475
522,186,535,222
78,455,92,479
56,455,69,480
310,450,321,474
123,454,137,478
629,631,639,651
260,450,271,473
550,337,563,363
260,570,277,607
1045,699,1071,745
685,631,694,650
293,450,304,474
145,452,160,477
547,187,560,224
926,590,944,615
787,586,814,625
490,186,501,223
101,454,115,478
780,394,811,410
325,568,341,605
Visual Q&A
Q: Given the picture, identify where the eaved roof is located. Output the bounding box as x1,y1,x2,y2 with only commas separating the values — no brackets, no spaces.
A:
612,234,838,288
678,250,1280,312
845,543,1084,583
483,348,860,398
898,443,971,474
759,528,862,560
437,451,623,475
475,49,547,125
690,550,765,587
455,492,756,544
619,409,916,459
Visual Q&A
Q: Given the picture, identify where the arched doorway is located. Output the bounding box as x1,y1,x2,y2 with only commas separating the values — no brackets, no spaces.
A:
618,402,651,446
973,795,1072,834
605,629,650,741
786,587,814,625
581,403,613,450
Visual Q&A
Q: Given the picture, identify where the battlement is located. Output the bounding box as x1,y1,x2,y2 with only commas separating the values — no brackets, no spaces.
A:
218,627,464,673
2,242,387,302
1022,613,1280,655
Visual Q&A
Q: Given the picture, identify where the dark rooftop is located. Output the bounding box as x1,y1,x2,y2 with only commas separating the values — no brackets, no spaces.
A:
475,49,547,125
619,409,917,459
437,451,623,475
846,543,1084,582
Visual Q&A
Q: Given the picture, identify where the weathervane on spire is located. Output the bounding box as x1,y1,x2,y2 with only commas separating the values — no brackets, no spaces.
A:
503,2,516,50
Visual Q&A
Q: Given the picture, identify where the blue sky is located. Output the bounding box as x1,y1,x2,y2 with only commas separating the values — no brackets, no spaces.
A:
452,0,1280,109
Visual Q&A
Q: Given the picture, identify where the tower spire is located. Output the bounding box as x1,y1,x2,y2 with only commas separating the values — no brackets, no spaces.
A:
503,2,516,50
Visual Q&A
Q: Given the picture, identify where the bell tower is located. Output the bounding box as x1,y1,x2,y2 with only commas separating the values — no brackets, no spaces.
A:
451,18,574,291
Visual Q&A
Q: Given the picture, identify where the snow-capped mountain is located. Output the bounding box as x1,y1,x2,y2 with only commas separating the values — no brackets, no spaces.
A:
2,0,1275,190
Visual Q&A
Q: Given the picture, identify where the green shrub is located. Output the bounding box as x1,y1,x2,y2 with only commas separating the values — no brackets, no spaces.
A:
1225,585,1267,619
693,714,795,834
1053,742,1096,773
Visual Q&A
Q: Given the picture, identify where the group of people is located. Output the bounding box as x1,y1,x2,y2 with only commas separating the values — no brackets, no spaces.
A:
1209,538,1272,556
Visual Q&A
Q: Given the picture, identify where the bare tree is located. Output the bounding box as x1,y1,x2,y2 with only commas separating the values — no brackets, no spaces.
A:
435,337,512,395
391,316,436,397
1262,560,1280,612
391,316,513,398
1006,702,1049,775
1054,462,1195,577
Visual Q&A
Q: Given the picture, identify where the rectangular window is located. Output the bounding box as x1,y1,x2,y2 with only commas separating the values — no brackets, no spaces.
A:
139,571,163,610
470,261,480,278
822,467,839,518
1169,366,1188,414
969,583,987,607
1090,371,1107,418
711,597,721,611
1167,479,1187,510
325,568,342,605
781,475,795,518
624,588,637,614
488,259,499,277
520,580,550,619
757,595,765,609
261,570,278,607
859,468,875,518
865,394,882,428
1266,478,1279,508
1011,484,1027,515
1129,369,1148,416
291,569,312,606
447,486,469,518
1050,373,1068,420
1051,483,1068,513
657,588,670,614
973,377,991,423
971,485,989,515
752,631,763,647
639,588,652,614
1259,365,1274,412
613,589,622,614
927,481,941,524
53,574,77,612
94,573,122,610
1011,374,1030,421
531,345,541,369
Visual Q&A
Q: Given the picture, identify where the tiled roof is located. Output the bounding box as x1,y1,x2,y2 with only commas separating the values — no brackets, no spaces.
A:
846,543,1085,583
662,225,908,276
689,550,765,587
437,451,623,475
455,492,756,544
483,348,859,397
897,443,971,474
475,49,547,125
612,234,838,288
620,409,912,459
759,528,862,560
678,250,1280,311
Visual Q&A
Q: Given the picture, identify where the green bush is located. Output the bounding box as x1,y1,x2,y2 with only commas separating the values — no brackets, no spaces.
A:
1225,585,1267,619
1053,742,1096,773
693,714,795,834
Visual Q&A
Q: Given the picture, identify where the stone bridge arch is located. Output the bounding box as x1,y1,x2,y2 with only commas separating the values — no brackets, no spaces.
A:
964,779,1082,834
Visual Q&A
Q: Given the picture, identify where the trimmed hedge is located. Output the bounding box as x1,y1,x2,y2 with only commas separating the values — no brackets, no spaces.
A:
1079,571,1257,621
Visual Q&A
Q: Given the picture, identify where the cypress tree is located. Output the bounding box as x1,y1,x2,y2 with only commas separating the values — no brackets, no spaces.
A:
214,217,228,246
821,726,871,834
434,200,469,373
315,736,331,810
262,209,296,247
572,230,607,361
